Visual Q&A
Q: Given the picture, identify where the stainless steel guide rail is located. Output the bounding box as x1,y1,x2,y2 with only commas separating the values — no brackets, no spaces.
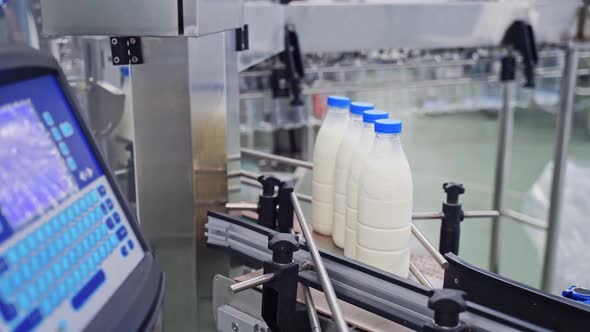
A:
205,211,587,331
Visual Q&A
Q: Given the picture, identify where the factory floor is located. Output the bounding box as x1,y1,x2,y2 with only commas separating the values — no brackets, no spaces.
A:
284,108,590,291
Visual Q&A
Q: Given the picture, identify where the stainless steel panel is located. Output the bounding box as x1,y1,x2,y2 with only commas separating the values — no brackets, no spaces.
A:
184,0,244,36
130,32,238,331
41,0,243,37
41,0,179,36
238,2,285,72
285,1,533,52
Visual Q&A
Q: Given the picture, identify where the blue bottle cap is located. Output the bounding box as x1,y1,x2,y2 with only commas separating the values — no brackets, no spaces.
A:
375,119,402,134
363,110,388,123
350,102,374,115
327,96,351,109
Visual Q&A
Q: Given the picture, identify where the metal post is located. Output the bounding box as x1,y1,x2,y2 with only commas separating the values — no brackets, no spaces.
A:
411,224,449,269
230,273,276,294
409,262,433,288
490,72,515,273
241,148,314,169
303,286,322,332
541,46,579,292
291,193,349,332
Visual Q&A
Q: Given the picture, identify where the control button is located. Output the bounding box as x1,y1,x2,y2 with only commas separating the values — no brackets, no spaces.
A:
127,240,134,250
40,299,52,316
58,142,70,156
109,235,118,248
59,122,74,138
105,217,115,230
98,185,107,197
0,257,8,275
116,226,128,241
113,212,121,224
14,308,42,332
51,127,62,141
120,246,128,257
66,157,77,171
42,112,54,126
16,293,30,312
100,204,108,216
106,199,114,210
71,270,105,311
0,300,17,322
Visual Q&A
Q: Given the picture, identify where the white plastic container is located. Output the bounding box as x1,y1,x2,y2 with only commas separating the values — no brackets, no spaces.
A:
312,96,350,235
332,102,374,248
357,119,413,277
344,110,388,258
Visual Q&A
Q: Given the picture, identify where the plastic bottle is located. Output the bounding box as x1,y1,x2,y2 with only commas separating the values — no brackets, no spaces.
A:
357,119,413,277
332,102,374,248
344,110,388,258
312,96,350,235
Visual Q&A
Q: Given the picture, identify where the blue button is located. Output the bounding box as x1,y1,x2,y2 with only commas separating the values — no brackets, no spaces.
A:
11,272,23,291
99,245,107,259
39,250,50,267
128,240,135,251
105,218,115,230
120,246,128,257
106,199,114,211
40,299,52,316
42,112,54,126
56,238,65,252
17,243,27,258
0,279,11,296
14,308,42,332
59,122,74,138
98,185,107,197
45,269,55,285
116,226,128,241
109,235,118,248
38,277,48,294
52,264,62,278
58,283,68,300
34,230,44,244
0,300,17,322
30,256,40,274
75,246,84,260
79,197,88,211
84,194,94,208
100,204,108,216
84,216,93,229
51,127,62,141
63,231,72,245
0,257,8,275
58,142,70,156
16,293,30,312
73,202,81,215
66,157,77,171
113,212,121,224
26,285,38,300
65,209,74,223
6,250,17,265
22,265,32,281
71,270,105,311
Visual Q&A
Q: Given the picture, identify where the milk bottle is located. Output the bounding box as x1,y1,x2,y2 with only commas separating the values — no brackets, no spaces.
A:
357,119,413,277
312,96,350,235
344,110,388,258
332,102,374,248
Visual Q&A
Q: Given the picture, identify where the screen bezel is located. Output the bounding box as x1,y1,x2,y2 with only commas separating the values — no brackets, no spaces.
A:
0,46,162,332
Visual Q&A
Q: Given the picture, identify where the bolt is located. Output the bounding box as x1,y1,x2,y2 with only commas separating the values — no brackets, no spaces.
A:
113,57,120,64
454,278,459,285
131,56,139,63
129,38,136,45
231,322,239,332
111,38,118,45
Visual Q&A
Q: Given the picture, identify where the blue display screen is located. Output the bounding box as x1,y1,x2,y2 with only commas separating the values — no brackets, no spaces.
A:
0,75,104,241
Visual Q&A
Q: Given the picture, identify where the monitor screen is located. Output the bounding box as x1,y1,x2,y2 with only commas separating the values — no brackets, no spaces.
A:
0,74,144,332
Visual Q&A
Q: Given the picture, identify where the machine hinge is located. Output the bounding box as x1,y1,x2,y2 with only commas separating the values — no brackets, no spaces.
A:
235,25,249,52
110,37,143,66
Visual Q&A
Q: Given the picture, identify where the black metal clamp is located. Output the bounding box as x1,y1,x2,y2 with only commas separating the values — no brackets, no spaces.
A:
261,233,300,332
501,20,538,87
257,176,295,233
439,183,465,255
424,289,468,332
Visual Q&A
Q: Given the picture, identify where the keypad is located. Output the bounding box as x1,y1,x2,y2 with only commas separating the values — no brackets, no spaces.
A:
0,186,129,330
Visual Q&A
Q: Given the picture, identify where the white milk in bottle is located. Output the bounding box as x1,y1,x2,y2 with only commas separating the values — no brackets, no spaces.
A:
332,102,374,248
312,96,350,235
344,110,388,258
357,119,413,277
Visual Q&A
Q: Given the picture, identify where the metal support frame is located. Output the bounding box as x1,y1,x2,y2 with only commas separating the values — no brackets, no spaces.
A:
291,193,349,332
490,79,514,273
541,45,579,291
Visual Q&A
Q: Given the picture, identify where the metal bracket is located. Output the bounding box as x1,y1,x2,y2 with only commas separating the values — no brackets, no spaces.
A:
110,37,143,66
236,25,249,52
